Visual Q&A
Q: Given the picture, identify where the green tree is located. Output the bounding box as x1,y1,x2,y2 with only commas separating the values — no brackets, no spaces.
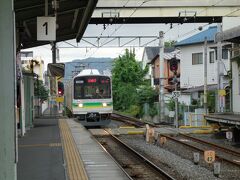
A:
164,40,177,48
34,79,49,102
112,49,148,112
136,85,158,117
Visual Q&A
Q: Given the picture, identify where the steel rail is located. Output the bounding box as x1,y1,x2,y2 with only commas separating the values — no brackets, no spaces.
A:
103,129,176,180
161,134,240,167
111,113,156,127
179,133,240,157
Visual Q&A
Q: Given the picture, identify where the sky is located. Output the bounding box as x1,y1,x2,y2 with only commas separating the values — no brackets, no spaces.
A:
25,22,211,71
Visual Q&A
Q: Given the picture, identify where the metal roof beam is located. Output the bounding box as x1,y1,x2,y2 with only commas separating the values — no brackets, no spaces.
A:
15,0,87,21
76,0,98,42
23,21,32,38
71,9,80,29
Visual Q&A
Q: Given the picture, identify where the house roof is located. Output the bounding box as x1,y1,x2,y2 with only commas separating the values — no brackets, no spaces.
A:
175,26,217,47
144,47,179,62
182,84,218,93
182,83,229,93
144,47,160,60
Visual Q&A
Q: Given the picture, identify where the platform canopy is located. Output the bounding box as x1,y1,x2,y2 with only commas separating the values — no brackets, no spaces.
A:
47,63,65,77
14,0,98,49
215,25,240,43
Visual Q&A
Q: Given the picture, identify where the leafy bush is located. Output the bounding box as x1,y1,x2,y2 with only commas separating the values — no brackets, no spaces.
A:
149,106,158,117
126,105,141,117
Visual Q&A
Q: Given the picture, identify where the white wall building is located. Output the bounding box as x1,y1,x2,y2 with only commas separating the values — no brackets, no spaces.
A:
176,26,230,90
21,51,45,81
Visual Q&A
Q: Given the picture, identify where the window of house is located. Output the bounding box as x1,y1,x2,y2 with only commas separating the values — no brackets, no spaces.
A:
192,53,203,65
222,49,228,59
209,51,214,63
215,49,229,60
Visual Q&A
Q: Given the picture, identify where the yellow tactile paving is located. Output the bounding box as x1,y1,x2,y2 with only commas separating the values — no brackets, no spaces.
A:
59,119,88,180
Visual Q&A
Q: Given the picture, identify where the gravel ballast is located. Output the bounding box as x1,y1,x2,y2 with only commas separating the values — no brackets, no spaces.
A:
118,134,239,180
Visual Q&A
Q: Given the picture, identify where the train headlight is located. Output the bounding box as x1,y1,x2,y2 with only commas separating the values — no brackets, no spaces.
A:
102,103,107,107
78,103,83,108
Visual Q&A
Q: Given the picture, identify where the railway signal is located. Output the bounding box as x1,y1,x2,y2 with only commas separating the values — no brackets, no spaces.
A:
169,57,178,74
58,81,64,96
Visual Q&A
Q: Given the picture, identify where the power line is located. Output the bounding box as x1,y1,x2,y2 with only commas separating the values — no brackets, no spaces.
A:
85,0,152,58
164,0,227,38
85,0,133,56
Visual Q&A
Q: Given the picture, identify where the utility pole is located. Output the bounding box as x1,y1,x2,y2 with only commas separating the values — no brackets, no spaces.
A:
52,42,57,64
204,37,208,114
159,31,165,123
174,76,178,128
217,23,225,112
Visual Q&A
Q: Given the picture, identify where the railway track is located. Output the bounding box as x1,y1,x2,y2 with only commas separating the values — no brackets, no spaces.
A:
110,113,156,127
110,112,240,173
179,133,240,158
95,129,175,180
161,133,240,167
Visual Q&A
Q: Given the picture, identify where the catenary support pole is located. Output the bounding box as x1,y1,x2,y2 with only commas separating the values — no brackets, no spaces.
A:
0,0,17,179
217,23,225,112
204,37,208,114
45,0,48,16
159,31,165,123
52,42,57,64
175,77,178,128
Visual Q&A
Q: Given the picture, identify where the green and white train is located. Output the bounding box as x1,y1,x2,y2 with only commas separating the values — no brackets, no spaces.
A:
65,69,113,126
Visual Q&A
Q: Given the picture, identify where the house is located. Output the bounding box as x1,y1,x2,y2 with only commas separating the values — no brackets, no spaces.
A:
142,47,180,92
175,26,231,109
21,51,45,81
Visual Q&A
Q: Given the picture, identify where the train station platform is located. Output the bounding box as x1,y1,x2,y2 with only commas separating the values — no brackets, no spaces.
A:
205,113,240,125
17,117,129,180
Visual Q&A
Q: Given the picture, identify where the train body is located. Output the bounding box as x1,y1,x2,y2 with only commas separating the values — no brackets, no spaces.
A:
65,69,113,126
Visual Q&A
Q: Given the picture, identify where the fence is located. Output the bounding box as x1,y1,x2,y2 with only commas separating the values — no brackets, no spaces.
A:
33,95,64,117
142,102,208,126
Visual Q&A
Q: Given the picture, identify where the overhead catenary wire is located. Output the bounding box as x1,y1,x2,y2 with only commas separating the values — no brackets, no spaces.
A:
85,0,152,58
63,0,240,58
83,0,133,57
86,0,231,57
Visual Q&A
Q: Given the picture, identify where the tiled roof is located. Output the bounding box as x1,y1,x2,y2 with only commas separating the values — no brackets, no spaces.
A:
145,47,160,60
144,47,177,60
175,26,217,46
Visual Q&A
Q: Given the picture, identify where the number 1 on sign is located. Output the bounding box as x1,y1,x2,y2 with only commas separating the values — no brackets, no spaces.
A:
43,22,48,35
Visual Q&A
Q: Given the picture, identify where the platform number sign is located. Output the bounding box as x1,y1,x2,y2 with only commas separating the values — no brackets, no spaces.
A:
204,150,215,164
37,17,56,41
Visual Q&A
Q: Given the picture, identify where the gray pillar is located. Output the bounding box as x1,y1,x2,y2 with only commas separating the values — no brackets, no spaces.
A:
159,31,165,123
203,37,208,114
52,42,57,64
217,23,224,112
0,0,17,180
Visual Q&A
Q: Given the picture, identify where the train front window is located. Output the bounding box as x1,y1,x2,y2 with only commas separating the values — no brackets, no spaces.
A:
74,76,111,99
74,82,83,99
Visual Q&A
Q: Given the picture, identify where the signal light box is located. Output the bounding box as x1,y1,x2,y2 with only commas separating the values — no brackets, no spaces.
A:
170,57,178,73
